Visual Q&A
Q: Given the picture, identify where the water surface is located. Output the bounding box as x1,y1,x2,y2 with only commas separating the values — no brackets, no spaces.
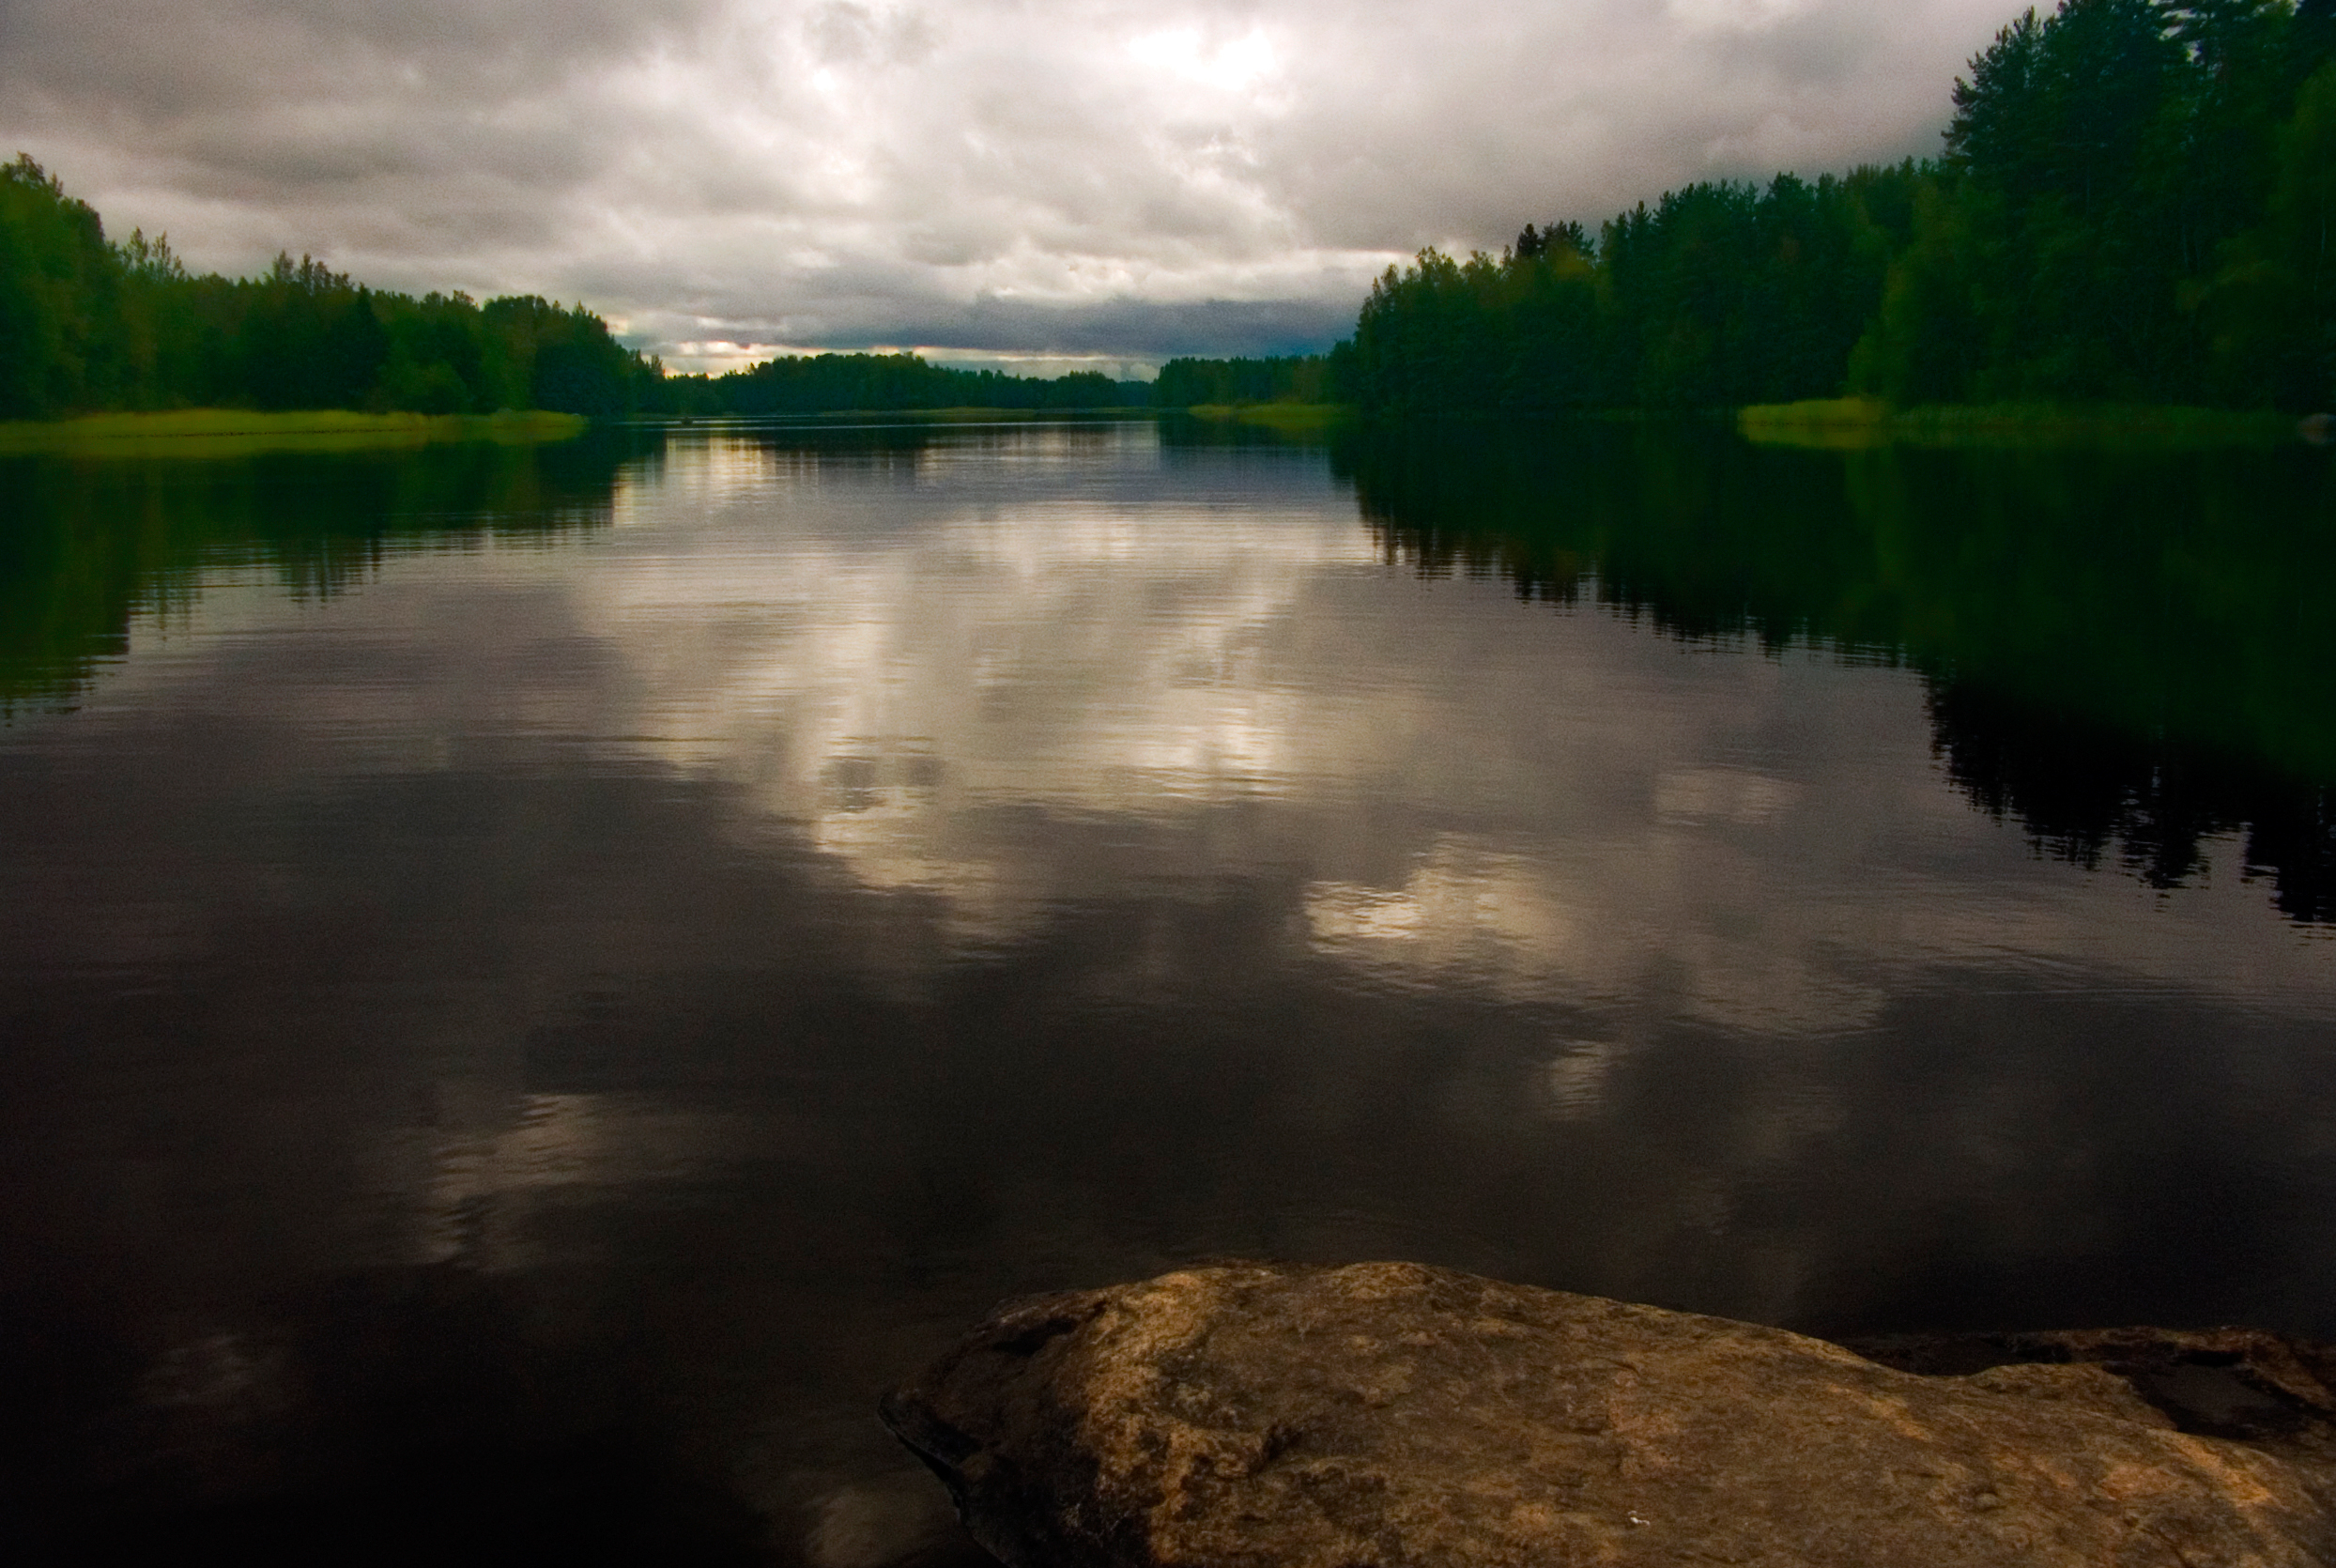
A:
5,419,2334,1562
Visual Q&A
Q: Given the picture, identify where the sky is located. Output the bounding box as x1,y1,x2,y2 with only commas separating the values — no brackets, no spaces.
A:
0,0,2022,374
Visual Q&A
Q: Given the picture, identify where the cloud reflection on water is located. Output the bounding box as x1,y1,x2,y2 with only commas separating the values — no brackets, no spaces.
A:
64,423,2336,1061
13,425,2336,1557
507,430,2336,1038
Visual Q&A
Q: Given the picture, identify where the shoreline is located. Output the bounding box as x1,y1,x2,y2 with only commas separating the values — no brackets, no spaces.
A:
1740,396,2313,449
1176,402,1352,430
12,401,2320,455
0,407,591,455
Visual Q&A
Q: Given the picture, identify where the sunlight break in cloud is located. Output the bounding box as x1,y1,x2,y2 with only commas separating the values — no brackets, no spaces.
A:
1127,25,1283,95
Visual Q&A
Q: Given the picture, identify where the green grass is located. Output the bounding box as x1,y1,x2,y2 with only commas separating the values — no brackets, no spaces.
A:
1179,403,1354,430
1734,397,1889,450
0,407,590,455
1738,397,2303,450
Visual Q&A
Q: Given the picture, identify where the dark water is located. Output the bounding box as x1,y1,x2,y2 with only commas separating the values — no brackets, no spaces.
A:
6,418,2336,1562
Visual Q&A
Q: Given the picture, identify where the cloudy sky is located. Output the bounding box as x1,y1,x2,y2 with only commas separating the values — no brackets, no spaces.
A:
2,1,2017,372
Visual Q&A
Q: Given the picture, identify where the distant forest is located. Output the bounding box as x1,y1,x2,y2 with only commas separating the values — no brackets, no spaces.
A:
11,1,2336,422
0,158,1154,422
662,352,1347,413
655,355,1147,415
1149,355,1341,407
1356,0,2336,413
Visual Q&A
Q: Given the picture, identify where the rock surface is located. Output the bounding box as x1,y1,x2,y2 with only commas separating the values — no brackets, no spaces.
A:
882,1261,2336,1568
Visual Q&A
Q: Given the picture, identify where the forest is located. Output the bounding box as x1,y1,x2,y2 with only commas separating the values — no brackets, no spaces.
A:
0,158,662,421
1149,355,1342,407
1352,0,2336,413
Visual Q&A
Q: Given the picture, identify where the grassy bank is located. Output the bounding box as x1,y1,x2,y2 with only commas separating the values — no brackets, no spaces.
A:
0,408,591,456
1180,403,1353,431
1739,397,2307,450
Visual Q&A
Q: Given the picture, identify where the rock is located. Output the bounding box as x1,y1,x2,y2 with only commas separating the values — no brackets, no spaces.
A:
882,1261,2336,1568
1847,1326,2336,1458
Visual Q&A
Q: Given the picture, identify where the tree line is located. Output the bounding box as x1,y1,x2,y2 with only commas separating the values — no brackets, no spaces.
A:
0,158,663,420
0,149,1326,421
655,354,1148,414
0,155,1176,421
1149,355,1343,406
1351,0,2336,413
0,157,1162,421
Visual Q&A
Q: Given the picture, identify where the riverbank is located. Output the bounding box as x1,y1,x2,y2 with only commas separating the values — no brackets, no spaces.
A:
0,407,590,456
1179,402,1352,431
1740,396,2310,450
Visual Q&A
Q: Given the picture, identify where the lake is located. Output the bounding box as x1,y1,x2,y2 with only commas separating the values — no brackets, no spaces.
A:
6,416,2335,1563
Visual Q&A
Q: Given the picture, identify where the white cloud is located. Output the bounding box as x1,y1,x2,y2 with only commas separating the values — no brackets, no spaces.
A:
1,1,2024,363
1126,23,1284,95
1667,0,1822,33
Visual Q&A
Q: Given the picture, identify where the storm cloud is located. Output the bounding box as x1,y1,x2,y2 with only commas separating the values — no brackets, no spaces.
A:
2,0,2018,368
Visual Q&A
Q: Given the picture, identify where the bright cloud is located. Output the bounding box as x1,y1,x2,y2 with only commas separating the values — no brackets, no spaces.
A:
1127,25,1283,94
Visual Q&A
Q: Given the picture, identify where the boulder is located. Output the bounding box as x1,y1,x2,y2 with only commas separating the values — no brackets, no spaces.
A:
882,1260,2336,1568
